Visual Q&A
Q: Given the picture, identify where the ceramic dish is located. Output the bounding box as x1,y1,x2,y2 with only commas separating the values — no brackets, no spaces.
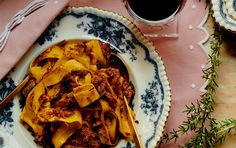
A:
0,7,171,148
212,0,236,32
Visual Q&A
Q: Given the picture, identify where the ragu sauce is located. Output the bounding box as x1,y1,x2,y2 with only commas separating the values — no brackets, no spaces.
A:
127,0,182,21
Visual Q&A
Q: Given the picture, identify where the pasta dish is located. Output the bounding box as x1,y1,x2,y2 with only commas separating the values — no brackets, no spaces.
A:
20,39,135,148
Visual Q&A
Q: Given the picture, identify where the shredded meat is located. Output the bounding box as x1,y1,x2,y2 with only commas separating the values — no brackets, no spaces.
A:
65,125,102,148
106,68,120,86
122,81,135,102
39,94,50,104
54,108,73,117
92,72,107,93
104,92,117,109
100,43,111,62
72,70,89,78
75,44,86,55
52,95,77,108
45,108,74,118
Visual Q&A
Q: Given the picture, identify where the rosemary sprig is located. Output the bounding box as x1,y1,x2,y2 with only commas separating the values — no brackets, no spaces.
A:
159,3,236,148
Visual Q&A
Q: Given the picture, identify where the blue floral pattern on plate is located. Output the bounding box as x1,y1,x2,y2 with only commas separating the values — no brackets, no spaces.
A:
38,10,138,61
0,76,16,128
0,7,171,148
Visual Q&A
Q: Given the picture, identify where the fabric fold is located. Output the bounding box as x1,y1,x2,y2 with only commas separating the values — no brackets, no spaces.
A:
0,0,70,80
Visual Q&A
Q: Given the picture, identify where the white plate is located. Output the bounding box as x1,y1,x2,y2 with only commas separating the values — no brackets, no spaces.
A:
212,0,236,32
0,7,171,148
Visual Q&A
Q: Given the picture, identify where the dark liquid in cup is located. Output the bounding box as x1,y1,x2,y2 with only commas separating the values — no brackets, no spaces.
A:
127,0,181,21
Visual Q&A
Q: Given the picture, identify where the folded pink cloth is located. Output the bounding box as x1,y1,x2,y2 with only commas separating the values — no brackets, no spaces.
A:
0,0,70,80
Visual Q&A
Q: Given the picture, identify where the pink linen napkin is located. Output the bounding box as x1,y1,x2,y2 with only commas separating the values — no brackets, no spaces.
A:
0,0,70,80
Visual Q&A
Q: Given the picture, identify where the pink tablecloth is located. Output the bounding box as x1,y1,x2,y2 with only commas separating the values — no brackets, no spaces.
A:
0,0,208,147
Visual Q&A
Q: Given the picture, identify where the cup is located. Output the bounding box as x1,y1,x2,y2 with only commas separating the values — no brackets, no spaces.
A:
124,0,186,38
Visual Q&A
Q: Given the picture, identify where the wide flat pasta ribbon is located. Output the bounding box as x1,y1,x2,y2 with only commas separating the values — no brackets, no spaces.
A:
86,39,106,65
98,111,119,145
73,83,100,108
20,83,45,141
52,122,82,148
104,79,133,139
41,59,87,87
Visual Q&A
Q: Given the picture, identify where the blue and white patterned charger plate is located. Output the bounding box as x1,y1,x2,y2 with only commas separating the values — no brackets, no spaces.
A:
0,7,171,148
212,0,236,32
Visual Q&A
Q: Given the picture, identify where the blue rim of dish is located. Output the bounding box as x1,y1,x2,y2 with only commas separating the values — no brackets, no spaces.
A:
212,0,236,32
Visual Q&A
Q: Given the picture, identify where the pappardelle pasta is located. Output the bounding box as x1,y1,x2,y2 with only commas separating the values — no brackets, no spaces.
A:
20,40,135,148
